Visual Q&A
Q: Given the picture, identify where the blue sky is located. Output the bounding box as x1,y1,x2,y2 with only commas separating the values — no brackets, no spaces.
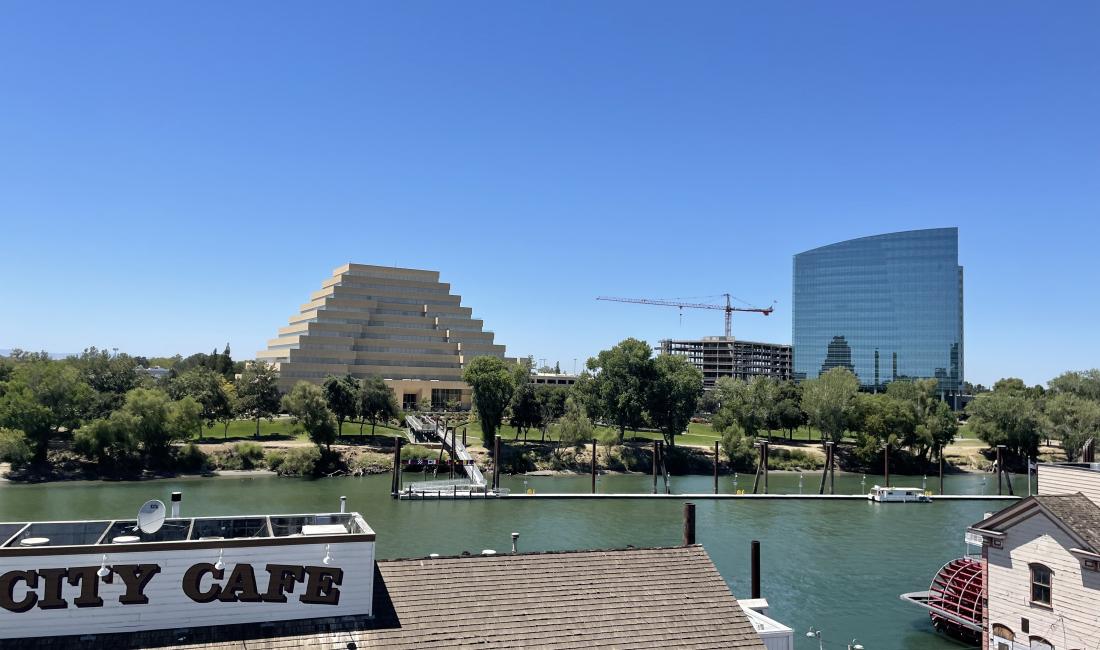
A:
1,2,1097,386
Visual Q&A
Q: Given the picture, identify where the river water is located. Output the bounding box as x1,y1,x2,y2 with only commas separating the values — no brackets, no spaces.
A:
0,471,1027,649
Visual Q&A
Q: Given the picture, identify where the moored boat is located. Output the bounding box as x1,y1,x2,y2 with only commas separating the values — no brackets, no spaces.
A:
868,485,932,502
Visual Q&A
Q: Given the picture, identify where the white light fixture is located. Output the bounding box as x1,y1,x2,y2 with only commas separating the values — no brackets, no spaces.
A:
323,544,333,565
214,549,225,571
96,554,110,578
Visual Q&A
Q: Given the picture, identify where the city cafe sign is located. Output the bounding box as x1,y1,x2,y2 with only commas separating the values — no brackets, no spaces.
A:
0,562,343,612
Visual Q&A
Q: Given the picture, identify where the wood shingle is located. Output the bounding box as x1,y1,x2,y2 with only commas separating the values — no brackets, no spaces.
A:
6,545,766,649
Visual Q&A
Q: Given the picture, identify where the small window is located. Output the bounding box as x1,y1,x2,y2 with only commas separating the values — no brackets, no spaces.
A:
1030,564,1052,606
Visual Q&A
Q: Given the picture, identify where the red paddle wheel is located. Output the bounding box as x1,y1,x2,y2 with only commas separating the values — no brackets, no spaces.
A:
926,556,983,643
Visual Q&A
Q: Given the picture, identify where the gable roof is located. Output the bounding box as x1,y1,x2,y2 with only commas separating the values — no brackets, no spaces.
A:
971,493,1100,553
11,545,766,650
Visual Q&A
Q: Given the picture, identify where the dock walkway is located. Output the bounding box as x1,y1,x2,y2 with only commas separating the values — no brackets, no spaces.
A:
500,493,1019,500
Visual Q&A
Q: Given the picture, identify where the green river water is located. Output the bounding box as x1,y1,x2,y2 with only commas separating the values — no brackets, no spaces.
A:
0,472,1028,650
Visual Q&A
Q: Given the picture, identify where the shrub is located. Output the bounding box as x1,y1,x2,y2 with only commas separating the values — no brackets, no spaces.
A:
265,450,286,471
0,428,31,466
176,443,209,473
400,445,435,462
233,442,265,469
268,447,321,476
768,447,824,471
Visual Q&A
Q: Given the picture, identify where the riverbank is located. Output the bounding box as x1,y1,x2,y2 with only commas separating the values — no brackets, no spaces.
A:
1,433,988,485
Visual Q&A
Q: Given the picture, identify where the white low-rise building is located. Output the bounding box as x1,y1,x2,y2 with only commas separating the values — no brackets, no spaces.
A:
968,463,1100,649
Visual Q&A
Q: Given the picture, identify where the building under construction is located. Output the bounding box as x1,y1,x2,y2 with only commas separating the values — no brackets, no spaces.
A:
659,337,792,388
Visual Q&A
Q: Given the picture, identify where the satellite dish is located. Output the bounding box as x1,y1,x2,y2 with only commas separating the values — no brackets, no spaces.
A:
137,499,166,534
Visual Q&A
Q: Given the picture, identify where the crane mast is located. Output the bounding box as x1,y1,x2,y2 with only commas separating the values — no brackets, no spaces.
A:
596,293,773,339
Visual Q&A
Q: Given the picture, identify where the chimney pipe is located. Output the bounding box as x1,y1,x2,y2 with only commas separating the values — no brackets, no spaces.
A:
511,532,519,553
170,491,182,518
339,496,347,513
682,502,696,546
751,540,761,599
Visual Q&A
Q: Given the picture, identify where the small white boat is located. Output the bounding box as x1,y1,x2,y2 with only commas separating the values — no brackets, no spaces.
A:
868,485,932,502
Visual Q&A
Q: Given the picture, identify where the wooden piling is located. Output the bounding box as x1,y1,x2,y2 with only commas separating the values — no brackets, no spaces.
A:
827,442,835,495
996,445,1004,495
652,440,659,495
1002,445,1015,496
939,452,944,495
884,442,890,488
493,435,501,490
752,443,763,494
750,540,761,599
713,441,719,495
763,441,769,495
391,438,402,497
591,438,597,494
682,502,696,546
818,443,828,495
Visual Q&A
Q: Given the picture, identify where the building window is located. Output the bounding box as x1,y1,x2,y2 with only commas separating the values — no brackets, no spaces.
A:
1029,564,1052,606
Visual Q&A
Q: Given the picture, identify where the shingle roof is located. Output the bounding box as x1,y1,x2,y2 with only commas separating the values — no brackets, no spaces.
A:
974,493,1100,553
11,545,766,650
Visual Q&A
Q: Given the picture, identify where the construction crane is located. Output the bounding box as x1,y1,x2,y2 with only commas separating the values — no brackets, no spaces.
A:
596,293,774,339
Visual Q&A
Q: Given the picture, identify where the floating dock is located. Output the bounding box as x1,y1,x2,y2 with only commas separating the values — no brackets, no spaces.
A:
499,493,1020,500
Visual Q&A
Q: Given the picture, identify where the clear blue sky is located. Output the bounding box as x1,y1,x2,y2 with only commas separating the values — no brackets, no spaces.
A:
1,2,1097,387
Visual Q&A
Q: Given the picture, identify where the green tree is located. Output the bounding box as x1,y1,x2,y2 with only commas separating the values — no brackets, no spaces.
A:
0,428,32,466
919,400,958,460
282,382,337,451
774,380,805,439
235,362,282,436
801,367,860,444
123,388,174,460
1044,393,1100,461
168,367,232,438
74,411,140,465
509,382,543,440
167,396,203,447
647,354,703,447
551,396,594,448
462,356,516,450
357,375,399,436
966,386,1042,458
323,375,359,436
536,384,569,441
576,338,653,442
719,421,757,472
71,347,144,417
0,361,94,462
698,390,720,415
713,376,778,440
1048,369,1100,401
217,376,239,437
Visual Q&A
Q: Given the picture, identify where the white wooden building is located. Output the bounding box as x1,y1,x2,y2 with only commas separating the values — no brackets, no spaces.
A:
969,463,1100,650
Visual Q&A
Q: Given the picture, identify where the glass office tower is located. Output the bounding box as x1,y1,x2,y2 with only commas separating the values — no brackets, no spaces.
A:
792,228,963,395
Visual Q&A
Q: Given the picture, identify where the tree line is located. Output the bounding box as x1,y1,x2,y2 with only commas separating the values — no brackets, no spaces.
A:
463,338,704,450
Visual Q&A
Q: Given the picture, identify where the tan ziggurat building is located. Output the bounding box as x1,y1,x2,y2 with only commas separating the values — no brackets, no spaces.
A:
257,263,507,409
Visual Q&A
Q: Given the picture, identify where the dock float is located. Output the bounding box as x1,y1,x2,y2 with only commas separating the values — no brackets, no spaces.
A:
499,493,1020,500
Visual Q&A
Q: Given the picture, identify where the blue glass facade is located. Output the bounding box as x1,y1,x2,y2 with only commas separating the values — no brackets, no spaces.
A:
792,228,963,393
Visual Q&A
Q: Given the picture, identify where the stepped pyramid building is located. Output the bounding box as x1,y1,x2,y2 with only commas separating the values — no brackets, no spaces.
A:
257,263,507,409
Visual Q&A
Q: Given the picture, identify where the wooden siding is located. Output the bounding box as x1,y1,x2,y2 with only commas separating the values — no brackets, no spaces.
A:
1037,465,1100,504
986,511,1100,649
0,540,373,640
